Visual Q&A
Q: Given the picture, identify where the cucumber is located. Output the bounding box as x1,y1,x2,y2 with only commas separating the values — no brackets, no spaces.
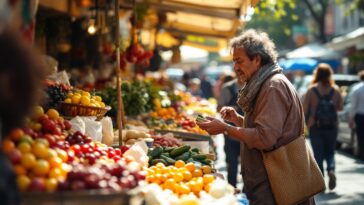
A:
161,152,170,157
170,145,191,158
191,148,200,153
164,147,175,153
175,151,191,161
160,155,176,165
192,154,207,161
200,159,213,165
186,158,194,163
151,159,167,166
148,147,163,158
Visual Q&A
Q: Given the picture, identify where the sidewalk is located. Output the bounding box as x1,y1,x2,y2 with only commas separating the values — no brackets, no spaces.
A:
214,134,364,204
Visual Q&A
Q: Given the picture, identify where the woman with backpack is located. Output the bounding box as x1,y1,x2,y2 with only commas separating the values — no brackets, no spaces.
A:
303,63,343,191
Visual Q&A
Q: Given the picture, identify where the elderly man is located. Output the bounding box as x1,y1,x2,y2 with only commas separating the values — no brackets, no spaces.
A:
197,29,315,205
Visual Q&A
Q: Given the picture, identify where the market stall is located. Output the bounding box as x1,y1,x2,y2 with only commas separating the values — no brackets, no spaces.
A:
1,0,258,204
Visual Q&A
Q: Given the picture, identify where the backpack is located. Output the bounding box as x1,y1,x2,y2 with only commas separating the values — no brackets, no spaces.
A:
313,87,338,129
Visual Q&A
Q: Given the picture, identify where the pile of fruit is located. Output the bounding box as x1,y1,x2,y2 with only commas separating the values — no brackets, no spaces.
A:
147,145,213,167
145,161,214,197
2,106,145,193
63,90,106,108
43,80,72,110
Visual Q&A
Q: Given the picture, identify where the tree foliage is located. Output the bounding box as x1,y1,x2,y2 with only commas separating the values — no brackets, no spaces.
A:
245,0,304,50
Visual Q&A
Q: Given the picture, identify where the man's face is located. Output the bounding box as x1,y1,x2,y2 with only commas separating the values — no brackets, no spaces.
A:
232,47,261,84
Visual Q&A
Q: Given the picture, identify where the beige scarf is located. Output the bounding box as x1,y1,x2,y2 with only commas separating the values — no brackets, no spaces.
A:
237,63,282,119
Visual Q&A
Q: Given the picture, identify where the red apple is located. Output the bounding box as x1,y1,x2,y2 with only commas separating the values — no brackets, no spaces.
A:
28,178,46,192
9,149,22,164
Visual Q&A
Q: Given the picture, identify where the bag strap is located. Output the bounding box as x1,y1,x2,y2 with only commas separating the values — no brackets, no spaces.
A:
313,87,321,98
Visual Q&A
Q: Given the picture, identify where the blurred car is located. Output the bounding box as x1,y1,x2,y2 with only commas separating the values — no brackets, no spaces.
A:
337,83,362,156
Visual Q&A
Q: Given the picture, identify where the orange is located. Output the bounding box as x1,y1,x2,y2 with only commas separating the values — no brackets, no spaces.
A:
182,171,192,181
33,159,50,176
64,98,72,103
201,165,212,174
173,172,184,183
46,109,60,120
9,128,24,142
155,162,165,168
32,143,49,159
175,160,185,168
164,178,176,190
71,95,81,104
49,168,63,180
14,165,27,176
203,174,214,184
204,183,211,192
56,149,68,162
17,175,31,191
192,169,203,178
47,149,58,159
179,184,191,195
94,96,102,102
49,157,63,168
2,139,15,154
80,96,91,106
21,153,37,169
185,162,196,172
45,178,58,192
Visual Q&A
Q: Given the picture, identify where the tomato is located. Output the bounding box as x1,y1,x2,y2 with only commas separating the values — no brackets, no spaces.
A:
17,175,31,191
32,159,50,176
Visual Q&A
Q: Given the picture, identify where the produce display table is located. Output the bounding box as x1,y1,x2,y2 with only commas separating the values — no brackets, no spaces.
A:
21,189,144,205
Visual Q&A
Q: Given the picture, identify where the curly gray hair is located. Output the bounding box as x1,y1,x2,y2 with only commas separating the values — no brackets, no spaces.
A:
230,29,278,66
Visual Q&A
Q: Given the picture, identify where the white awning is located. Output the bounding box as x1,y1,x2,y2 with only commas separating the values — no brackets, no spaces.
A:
326,27,364,50
286,43,341,60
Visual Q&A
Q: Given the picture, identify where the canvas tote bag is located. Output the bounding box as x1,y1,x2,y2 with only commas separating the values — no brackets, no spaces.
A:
262,121,325,205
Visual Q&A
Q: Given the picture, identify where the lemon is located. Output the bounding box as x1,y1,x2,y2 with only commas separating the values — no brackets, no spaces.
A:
94,96,102,102
46,109,60,120
71,95,81,104
80,96,91,106
64,98,72,103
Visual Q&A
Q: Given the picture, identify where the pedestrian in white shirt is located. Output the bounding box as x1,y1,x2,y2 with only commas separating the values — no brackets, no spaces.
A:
349,70,364,160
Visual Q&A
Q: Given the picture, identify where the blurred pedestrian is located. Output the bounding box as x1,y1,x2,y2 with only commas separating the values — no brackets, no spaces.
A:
200,74,213,99
188,78,202,97
349,70,364,160
218,78,242,188
197,29,315,204
303,63,343,190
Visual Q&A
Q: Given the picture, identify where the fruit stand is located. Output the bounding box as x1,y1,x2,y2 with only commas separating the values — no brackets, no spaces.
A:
0,0,257,204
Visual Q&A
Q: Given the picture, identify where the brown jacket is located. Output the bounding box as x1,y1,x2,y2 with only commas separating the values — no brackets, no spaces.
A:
302,84,343,128
239,73,315,205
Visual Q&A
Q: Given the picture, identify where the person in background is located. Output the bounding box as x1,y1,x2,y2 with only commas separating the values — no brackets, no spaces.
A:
188,78,202,97
302,63,343,191
197,29,315,204
349,70,364,160
218,75,242,188
200,74,213,99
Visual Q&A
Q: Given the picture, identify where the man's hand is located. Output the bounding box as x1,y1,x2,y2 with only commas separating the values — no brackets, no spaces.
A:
220,106,240,125
196,116,225,135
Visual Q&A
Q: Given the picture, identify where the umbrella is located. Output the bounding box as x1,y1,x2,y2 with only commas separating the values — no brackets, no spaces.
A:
279,58,319,73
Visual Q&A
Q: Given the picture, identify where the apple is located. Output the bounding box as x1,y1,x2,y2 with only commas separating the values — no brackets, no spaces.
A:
64,120,72,130
120,145,129,155
9,149,22,164
84,173,100,189
71,180,86,190
28,177,46,192
43,134,56,147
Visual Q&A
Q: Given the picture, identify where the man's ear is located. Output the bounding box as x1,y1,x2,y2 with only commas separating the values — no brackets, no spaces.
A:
253,55,262,66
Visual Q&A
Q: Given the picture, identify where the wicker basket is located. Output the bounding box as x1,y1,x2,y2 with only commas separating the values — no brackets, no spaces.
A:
59,102,111,120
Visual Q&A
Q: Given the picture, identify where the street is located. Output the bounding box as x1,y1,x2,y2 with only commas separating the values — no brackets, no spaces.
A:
214,135,364,204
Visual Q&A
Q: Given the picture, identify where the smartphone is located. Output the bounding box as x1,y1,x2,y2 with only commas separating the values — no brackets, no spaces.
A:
195,114,206,122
